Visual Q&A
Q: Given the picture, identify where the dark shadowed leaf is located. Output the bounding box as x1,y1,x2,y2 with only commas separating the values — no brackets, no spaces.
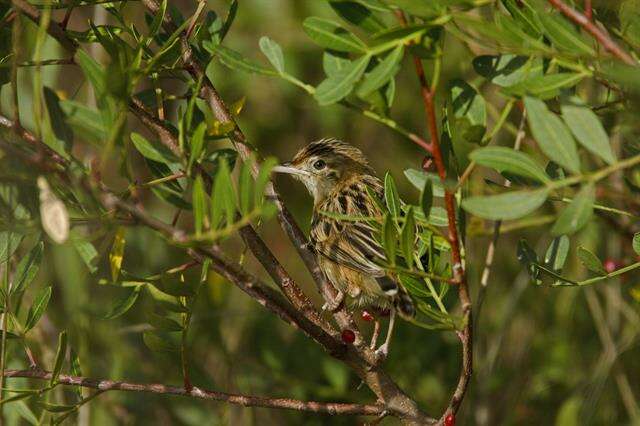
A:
472,55,542,87
143,331,179,353
545,235,570,272
420,179,433,220
384,172,401,217
103,286,142,319
329,1,386,33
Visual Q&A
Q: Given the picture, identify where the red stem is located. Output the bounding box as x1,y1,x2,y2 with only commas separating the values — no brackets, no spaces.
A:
548,0,636,66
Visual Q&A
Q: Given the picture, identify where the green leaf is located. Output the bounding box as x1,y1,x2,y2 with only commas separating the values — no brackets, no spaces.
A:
204,42,276,75
469,146,550,183
130,132,177,165
356,45,403,97
259,36,285,73
400,207,415,269
382,0,444,18
149,314,183,332
103,286,142,319
72,238,98,274
59,100,107,143
302,17,367,53
187,122,207,172
147,0,167,39
192,175,207,235
143,331,179,353
462,189,549,220
420,179,433,219
322,51,351,77
633,233,640,255
539,13,595,56
0,232,24,262
551,184,594,236
403,169,444,197
24,286,52,332
561,103,616,165
473,54,543,88
211,158,236,229
382,213,397,266
255,157,277,208
545,235,570,272
12,242,43,295
329,1,386,33
314,54,370,105
577,246,606,276
524,97,581,174
517,239,541,283
238,160,253,215
504,72,584,100
384,172,401,217
50,331,67,386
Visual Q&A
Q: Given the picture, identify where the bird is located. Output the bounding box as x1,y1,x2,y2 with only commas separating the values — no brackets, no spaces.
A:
273,138,416,358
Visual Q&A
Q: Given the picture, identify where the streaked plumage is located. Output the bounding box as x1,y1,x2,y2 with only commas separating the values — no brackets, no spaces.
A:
274,138,415,358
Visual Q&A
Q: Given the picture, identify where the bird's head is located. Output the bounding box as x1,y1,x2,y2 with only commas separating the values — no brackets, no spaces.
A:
273,138,374,203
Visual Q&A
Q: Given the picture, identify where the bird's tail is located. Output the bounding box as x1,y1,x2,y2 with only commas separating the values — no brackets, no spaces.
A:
394,284,416,319
376,276,415,319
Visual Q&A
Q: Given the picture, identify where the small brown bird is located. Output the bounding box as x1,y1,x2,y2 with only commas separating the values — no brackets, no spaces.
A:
274,138,415,357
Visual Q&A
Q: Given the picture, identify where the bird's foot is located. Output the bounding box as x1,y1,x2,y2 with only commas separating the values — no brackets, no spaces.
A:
374,343,389,363
322,291,345,312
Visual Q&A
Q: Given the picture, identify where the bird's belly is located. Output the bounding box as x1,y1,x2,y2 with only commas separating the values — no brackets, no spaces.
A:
319,257,389,308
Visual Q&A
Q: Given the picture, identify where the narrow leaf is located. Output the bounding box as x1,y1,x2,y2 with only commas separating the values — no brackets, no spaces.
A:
561,103,616,165
204,42,276,75
633,233,640,255
12,242,43,295
356,45,403,97
420,179,433,219
24,286,52,332
303,17,367,52
470,146,550,183
187,122,207,172
109,227,126,282
524,97,581,174
577,246,607,276
103,286,142,319
382,213,397,266
314,54,370,105
384,172,401,217
130,133,176,164
259,36,285,73
238,160,253,215
462,189,549,220
50,331,68,386
192,175,206,235
551,184,595,236
400,207,415,269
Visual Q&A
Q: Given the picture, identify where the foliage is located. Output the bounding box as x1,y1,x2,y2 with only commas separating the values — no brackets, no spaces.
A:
0,0,639,424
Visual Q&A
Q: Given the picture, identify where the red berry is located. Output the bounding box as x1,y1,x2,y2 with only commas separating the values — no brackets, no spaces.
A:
444,413,455,426
604,259,617,273
361,310,375,322
341,329,355,344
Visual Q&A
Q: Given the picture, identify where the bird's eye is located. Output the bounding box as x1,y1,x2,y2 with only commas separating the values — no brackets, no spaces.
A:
313,159,326,170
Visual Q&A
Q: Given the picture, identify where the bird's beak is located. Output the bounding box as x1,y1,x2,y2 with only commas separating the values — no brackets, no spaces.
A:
272,163,310,177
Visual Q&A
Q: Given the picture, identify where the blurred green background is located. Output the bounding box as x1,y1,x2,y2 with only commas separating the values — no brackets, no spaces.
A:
1,0,639,425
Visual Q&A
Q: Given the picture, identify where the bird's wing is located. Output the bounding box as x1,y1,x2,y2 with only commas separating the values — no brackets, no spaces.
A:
310,177,387,276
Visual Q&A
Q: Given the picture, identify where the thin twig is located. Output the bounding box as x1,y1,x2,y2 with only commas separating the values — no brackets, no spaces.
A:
2,369,384,416
547,0,636,65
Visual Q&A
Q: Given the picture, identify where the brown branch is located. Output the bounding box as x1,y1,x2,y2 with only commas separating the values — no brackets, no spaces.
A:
547,0,636,66
2,369,384,416
396,11,473,423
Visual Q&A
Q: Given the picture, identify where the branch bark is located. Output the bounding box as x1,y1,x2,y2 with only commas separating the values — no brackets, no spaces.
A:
2,369,384,416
